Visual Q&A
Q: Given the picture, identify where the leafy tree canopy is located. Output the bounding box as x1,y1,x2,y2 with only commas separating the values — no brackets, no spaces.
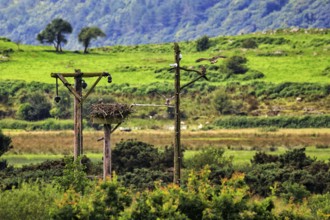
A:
78,26,106,53
37,18,72,52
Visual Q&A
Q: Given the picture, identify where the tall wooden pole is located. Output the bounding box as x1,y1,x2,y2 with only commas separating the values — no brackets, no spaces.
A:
174,43,181,185
74,69,83,160
103,124,112,180
51,70,110,161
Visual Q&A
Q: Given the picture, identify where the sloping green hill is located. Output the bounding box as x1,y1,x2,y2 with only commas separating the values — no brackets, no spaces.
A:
1,29,330,128
1,29,329,85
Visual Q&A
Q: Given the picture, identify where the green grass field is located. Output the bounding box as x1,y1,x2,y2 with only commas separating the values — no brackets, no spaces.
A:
4,146,329,167
1,31,330,86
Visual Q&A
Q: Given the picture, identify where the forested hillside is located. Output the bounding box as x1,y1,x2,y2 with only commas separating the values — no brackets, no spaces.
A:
0,0,329,50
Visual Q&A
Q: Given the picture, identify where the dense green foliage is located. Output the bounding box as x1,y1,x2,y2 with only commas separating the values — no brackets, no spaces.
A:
214,115,330,128
0,140,329,219
78,26,106,53
0,0,329,49
113,140,173,188
0,130,12,170
37,18,73,52
196,35,210,51
245,148,330,199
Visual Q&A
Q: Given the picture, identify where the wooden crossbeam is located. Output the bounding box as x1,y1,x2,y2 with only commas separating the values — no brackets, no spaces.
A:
56,74,82,102
51,72,109,78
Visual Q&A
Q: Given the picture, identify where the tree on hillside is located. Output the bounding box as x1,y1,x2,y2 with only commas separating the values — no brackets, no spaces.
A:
37,18,72,52
78,26,106,53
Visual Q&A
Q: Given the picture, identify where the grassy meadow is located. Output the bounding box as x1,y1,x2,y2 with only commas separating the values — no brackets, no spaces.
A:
1,29,330,167
3,128,330,167
1,31,330,86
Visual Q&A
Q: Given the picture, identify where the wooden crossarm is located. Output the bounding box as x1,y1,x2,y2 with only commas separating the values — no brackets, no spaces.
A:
51,72,109,78
55,74,82,102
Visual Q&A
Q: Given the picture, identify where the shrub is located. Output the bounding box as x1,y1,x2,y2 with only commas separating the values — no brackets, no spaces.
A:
89,176,132,219
242,38,258,48
196,35,210,51
184,148,232,170
242,70,265,80
129,184,186,219
223,56,248,74
120,168,172,189
112,140,175,189
279,148,315,169
213,88,245,115
251,152,279,164
55,156,90,194
0,182,60,220
281,181,310,203
17,92,51,121
0,130,12,170
308,193,330,218
0,158,65,190
112,140,160,174
0,129,12,158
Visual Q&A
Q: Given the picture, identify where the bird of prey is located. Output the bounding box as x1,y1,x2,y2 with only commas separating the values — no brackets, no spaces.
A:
199,66,208,80
195,55,227,64
156,92,176,106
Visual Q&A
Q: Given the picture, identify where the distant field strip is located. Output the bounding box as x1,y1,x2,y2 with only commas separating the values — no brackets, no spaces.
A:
4,129,330,154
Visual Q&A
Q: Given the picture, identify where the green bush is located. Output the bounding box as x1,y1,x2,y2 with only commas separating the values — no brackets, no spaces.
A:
196,35,210,51
308,193,330,218
17,92,51,121
120,168,172,189
213,89,235,115
0,130,12,170
52,176,132,220
281,181,310,203
222,56,248,75
0,129,12,158
254,82,330,99
246,148,330,197
0,158,65,190
184,148,232,170
55,156,90,194
0,182,60,220
112,140,160,174
242,39,258,48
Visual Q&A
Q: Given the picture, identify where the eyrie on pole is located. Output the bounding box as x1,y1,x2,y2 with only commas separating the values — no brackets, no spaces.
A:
51,69,111,161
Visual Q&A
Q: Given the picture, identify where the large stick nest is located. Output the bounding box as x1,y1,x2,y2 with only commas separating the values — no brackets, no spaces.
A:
90,103,133,121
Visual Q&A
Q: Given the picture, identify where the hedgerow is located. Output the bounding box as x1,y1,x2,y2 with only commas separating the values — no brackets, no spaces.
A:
214,115,330,128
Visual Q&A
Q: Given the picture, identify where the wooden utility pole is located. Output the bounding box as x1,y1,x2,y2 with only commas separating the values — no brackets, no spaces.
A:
174,43,181,185
51,69,110,161
103,124,111,179
171,43,210,185
74,69,83,158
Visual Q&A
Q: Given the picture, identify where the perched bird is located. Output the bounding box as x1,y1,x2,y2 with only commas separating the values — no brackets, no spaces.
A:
199,66,209,80
195,55,227,64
